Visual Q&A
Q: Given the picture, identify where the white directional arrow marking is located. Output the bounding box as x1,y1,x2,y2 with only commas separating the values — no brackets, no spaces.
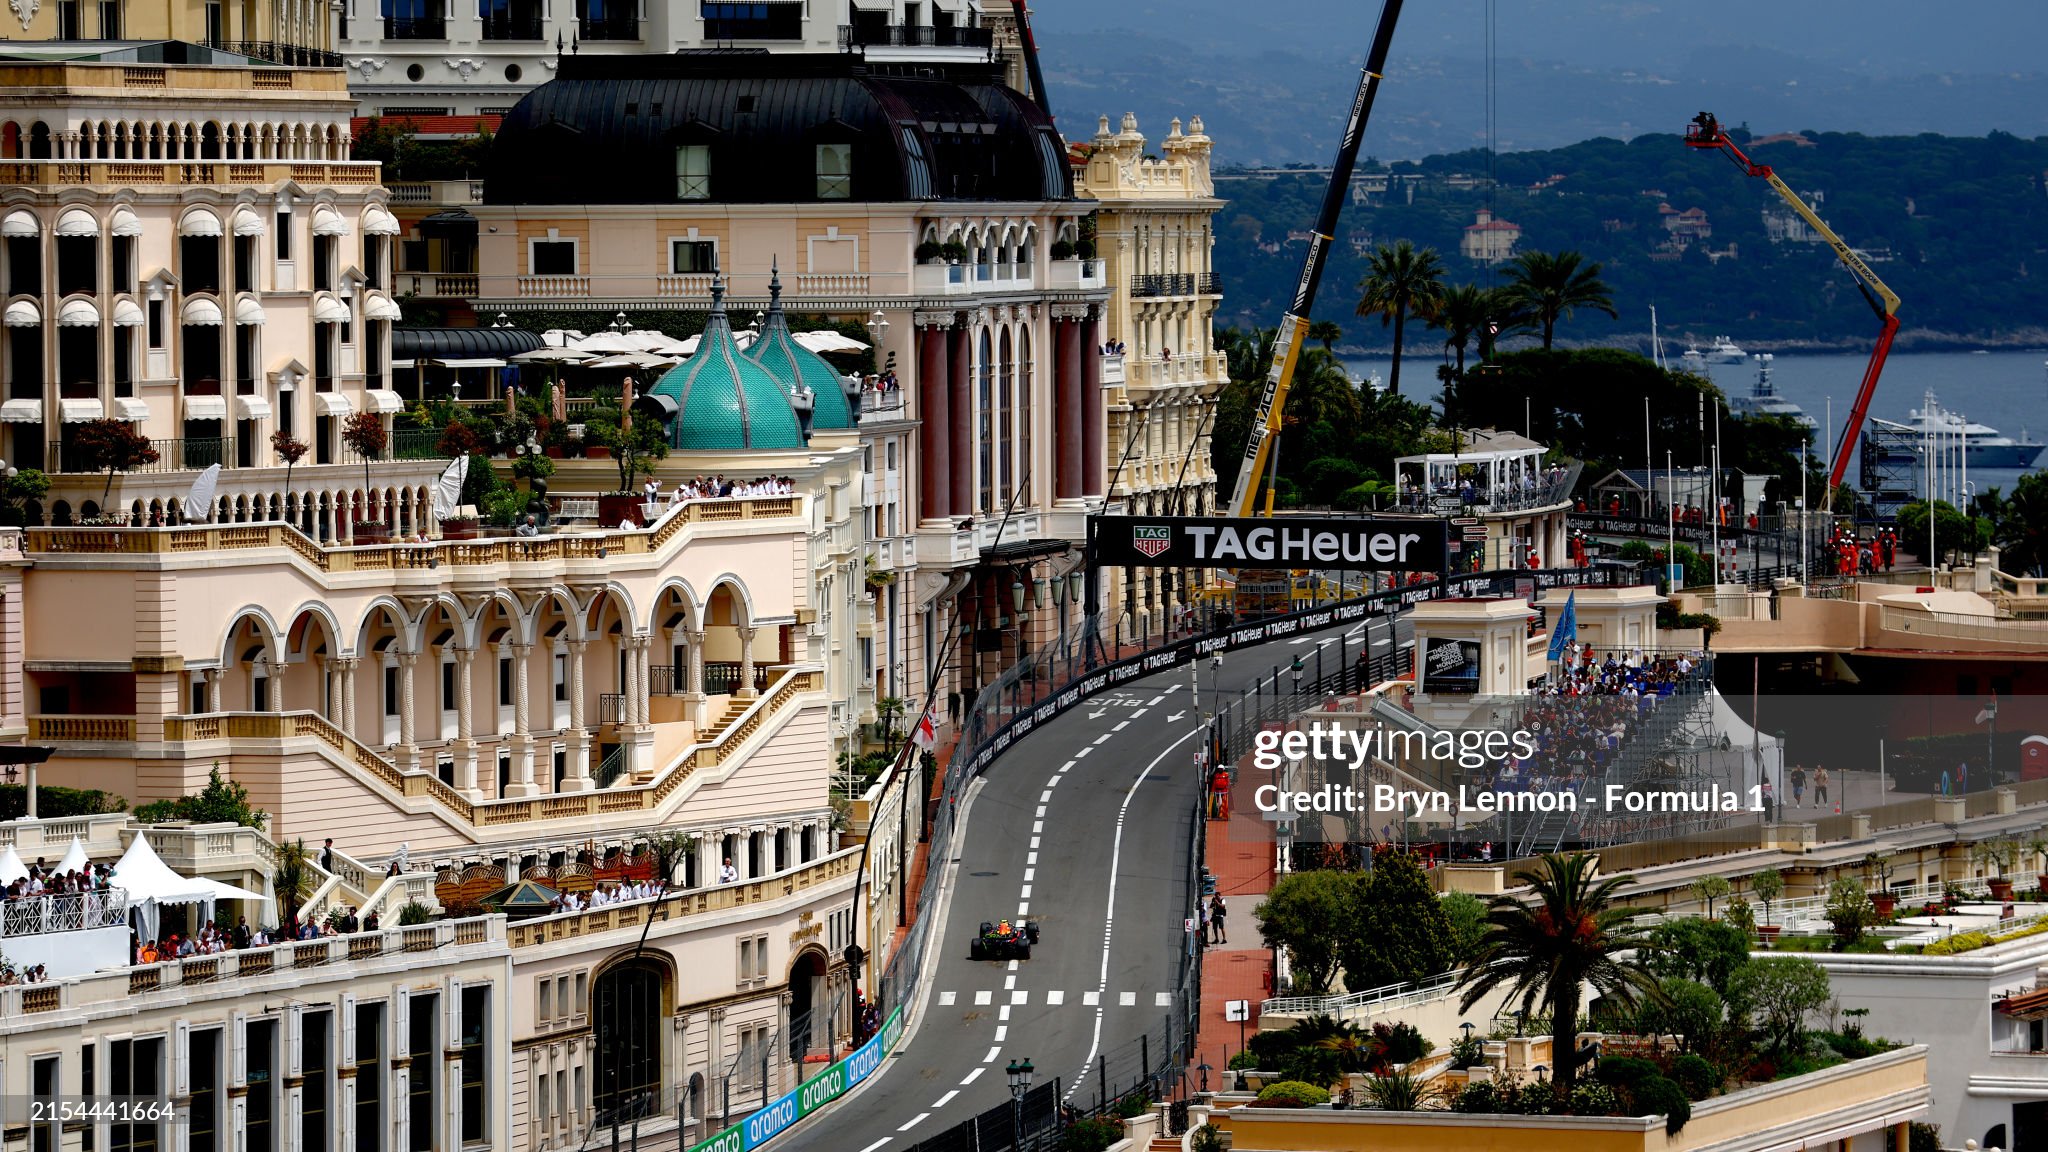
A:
1087,709,1108,719
1166,711,1185,722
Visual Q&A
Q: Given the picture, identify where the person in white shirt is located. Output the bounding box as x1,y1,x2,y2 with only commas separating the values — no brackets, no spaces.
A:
720,857,739,884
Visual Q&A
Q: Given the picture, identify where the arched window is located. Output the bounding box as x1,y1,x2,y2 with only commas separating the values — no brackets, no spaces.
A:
592,958,667,1118
976,328,994,514
1017,328,1033,506
997,328,1013,505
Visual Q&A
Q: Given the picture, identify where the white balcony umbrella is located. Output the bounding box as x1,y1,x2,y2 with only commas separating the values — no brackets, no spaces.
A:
185,463,221,525
569,332,648,355
511,347,594,364
624,330,694,356
794,330,870,353
583,352,677,371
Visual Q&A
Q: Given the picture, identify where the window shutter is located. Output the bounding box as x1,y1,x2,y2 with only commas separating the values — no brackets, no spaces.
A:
285,1004,304,1079
173,1020,191,1097
231,1011,248,1087
340,993,357,1069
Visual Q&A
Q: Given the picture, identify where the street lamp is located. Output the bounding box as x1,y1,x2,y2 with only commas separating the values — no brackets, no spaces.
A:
491,311,510,329
866,309,890,340
1006,1058,1034,1146
611,310,629,334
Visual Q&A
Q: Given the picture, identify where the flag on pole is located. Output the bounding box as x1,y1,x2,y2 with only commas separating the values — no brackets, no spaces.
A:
910,705,939,752
1546,592,1579,662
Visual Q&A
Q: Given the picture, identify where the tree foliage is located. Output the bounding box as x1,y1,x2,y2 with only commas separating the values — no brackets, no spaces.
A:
1897,499,1993,566
1341,853,1455,992
72,418,159,505
1456,852,1659,1090
1440,890,1488,962
1356,240,1447,396
1255,869,1351,994
1726,957,1832,1056
1633,977,1725,1054
130,765,268,829
581,405,671,496
1505,250,1618,351
1645,917,1751,995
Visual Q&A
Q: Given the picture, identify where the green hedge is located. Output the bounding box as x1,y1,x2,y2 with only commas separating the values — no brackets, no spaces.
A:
0,785,125,821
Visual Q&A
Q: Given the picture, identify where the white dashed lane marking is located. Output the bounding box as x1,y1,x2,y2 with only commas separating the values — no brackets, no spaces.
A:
939,991,957,1006
898,1113,929,1132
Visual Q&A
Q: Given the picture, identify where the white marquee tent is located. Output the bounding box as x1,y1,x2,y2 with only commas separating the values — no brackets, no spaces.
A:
113,832,268,942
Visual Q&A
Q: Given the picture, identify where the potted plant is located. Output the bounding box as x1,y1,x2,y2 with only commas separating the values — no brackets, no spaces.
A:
1862,853,1898,917
915,240,944,265
1690,875,1731,919
940,240,968,265
1975,839,2021,901
581,405,669,526
1049,239,1077,261
1075,237,1097,262
1752,867,1784,941
340,412,391,540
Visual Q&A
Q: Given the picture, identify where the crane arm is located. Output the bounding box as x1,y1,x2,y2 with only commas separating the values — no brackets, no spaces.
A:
1227,0,1404,519
1684,112,1903,499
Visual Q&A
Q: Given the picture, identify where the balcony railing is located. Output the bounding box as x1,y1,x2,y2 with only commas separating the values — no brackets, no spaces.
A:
48,436,231,475
202,40,344,67
400,271,479,298
1198,272,1223,294
1129,273,1197,298
837,23,993,50
577,14,638,39
382,15,447,38
0,889,128,938
339,427,441,465
481,12,543,38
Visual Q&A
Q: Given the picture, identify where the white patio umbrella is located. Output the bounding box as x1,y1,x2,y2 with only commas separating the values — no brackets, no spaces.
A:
624,330,694,356
185,463,221,525
511,347,595,364
569,332,649,355
541,329,586,348
431,456,470,521
675,330,756,355
794,329,870,353
584,352,678,371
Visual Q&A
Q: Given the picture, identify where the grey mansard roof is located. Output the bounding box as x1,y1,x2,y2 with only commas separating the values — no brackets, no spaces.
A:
484,52,1072,206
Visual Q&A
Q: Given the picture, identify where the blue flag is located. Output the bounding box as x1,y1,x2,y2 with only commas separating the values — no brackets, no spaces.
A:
1547,592,1578,662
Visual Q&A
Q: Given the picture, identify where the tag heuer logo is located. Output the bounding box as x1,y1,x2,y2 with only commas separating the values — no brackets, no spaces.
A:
1132,526,1173,558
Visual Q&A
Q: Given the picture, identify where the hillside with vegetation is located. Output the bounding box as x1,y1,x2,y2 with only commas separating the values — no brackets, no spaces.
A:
1212,129,2048,349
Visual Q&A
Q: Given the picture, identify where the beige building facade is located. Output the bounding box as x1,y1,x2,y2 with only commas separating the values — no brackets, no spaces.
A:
1077,112,1225,638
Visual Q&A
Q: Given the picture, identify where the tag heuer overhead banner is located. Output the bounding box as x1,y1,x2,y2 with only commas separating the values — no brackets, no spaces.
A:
1094,515,1448,571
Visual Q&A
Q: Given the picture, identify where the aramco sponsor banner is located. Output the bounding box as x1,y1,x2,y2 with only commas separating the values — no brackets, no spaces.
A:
686,1006,906,1152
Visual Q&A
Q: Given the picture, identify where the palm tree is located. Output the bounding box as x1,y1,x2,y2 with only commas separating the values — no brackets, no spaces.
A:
1283,348,1363,433
1356,241,1447,396
1455,852,1659,1091
1430,284,1490,383
1505,250,1617,351
1307,319,1345,353
274,838,313,928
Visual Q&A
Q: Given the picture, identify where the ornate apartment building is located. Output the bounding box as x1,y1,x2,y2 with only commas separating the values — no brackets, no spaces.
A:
335,0,1003,120
0,45,445,531
1076,112,1225,637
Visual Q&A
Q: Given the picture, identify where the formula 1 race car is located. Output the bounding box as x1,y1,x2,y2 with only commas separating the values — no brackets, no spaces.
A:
969,918,1039,961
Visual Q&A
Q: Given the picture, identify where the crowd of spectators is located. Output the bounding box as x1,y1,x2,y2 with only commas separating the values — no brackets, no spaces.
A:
643,475,795,504
546,878,662,915
131,907,384,966
1499,649,1703,791
2,860,116,901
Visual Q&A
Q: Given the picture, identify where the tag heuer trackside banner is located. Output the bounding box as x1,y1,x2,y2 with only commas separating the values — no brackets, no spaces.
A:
1094,515,1448,570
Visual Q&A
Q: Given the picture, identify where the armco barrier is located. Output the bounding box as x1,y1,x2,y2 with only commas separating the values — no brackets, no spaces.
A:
688,1007,906,1152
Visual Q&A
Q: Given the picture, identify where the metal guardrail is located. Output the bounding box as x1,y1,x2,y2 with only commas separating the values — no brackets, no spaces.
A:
0,888,128,937
1880,606,2048,645
1260,967,1464,1019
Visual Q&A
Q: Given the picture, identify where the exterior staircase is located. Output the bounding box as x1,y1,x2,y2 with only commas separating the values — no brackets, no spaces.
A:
630,697,753,784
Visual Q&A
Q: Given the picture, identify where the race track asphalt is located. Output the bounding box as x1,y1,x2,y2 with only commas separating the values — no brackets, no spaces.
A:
777,611,1402,1152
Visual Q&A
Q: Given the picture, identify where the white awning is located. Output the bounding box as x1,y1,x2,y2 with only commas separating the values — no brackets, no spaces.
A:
314,391,354,416
114,397,149,421
1,210,37,238
55,208,98,237
390,359,416,369
363,294,402,321
312,295,351,323
109,207,142,237
234,394,271,420
232,207,267,237
363,389,403,414
362,204,401,235
111,298,145,327
233,296,266,325
0,399,41,423
311,205,347,236
56,298,99,327
423,357,505,369
3,299,40,327
179,209,224,238
59,398,103,422
181,297,224,326
184,395,228,420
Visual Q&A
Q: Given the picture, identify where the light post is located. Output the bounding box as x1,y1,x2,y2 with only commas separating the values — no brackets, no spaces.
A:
1006,1057,1034,1147
1986,694,2000,785
610,310,628,335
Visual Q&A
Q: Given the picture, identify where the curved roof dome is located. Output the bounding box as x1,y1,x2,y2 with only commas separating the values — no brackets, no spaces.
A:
485,52,1070,206
644,281,805,451
748,265,853,432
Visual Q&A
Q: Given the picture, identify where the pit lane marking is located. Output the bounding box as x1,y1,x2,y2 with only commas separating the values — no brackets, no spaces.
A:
961,1068,985,1086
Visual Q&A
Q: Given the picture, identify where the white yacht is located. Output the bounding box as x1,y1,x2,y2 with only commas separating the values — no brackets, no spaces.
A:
1706,335,1747,363
1867,390,2046,470
1726,354,1816,430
